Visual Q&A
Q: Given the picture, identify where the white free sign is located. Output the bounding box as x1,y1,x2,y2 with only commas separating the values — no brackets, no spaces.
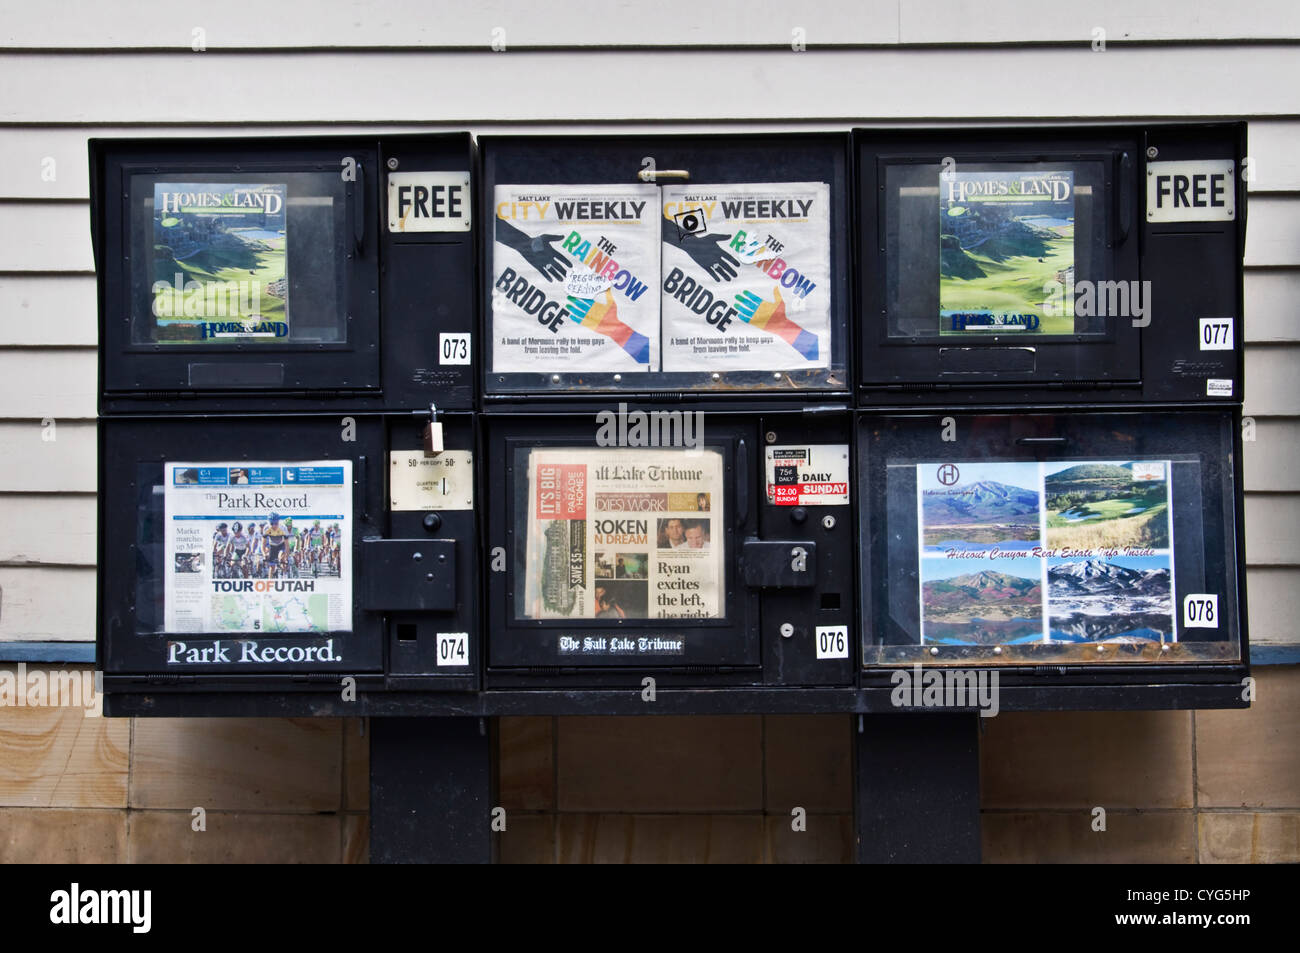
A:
387,171,471,233
1147,160,1235,223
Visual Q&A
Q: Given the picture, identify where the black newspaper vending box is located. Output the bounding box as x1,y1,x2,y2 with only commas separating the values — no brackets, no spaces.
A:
92,134,482,710
481,407,854,691
98,413,480,695
91,133,477,412
854,123,1245,406
858,411,1246,696
477,134,856,698
479,133,851,397
853,123,1249,711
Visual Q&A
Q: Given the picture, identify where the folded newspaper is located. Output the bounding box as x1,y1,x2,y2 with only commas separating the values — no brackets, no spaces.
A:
492,184,660,373
520,448,724,621
661,182,831,371
164,461,351,634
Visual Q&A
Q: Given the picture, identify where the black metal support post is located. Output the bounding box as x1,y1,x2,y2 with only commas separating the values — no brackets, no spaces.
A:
370,716,495,863
854,713,981,863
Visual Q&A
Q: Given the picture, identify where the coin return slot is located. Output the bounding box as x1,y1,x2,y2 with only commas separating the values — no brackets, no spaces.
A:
820,592,841,610
397,623,417,643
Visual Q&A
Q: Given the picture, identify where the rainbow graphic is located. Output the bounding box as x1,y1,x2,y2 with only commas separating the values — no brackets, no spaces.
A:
566,290,651,364
733,287,819,360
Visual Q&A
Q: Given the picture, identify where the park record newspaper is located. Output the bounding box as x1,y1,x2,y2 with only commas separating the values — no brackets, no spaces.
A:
521,448,725,624
164,461,352,634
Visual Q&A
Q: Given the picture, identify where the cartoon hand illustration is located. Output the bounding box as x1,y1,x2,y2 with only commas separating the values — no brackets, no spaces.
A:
496,217,570,282
566,289,651,364
733,287,819,360
661,216,739,281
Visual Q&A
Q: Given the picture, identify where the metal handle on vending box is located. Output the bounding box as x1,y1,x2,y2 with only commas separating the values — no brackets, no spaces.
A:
1015,436,1067,446
637,168,690,182
736,437,749,528
1115,150,1133,246
352,160,366,255
357,453,369,521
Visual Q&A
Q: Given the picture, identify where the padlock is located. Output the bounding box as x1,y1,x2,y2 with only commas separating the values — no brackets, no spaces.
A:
423,419,444,457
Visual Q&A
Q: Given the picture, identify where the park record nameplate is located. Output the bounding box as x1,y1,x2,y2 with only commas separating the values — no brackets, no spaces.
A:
166,635,344,666
387,171,471,232
1146,160,1235,223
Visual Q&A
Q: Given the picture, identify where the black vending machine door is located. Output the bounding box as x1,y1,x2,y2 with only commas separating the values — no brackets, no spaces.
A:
483,414,760,675
481,409,856,693
857,127,1142,398
100,415,387,679
96,141,382,397
858,410,1246,683
855,124,1246,406
479,133,852,396
92,133,479,413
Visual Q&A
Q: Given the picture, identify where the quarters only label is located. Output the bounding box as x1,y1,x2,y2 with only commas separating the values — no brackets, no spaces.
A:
389,450,474,511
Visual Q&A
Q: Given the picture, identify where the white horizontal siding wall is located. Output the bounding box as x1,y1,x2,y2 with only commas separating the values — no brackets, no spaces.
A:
1,0,1297,47
0,1,1295,652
